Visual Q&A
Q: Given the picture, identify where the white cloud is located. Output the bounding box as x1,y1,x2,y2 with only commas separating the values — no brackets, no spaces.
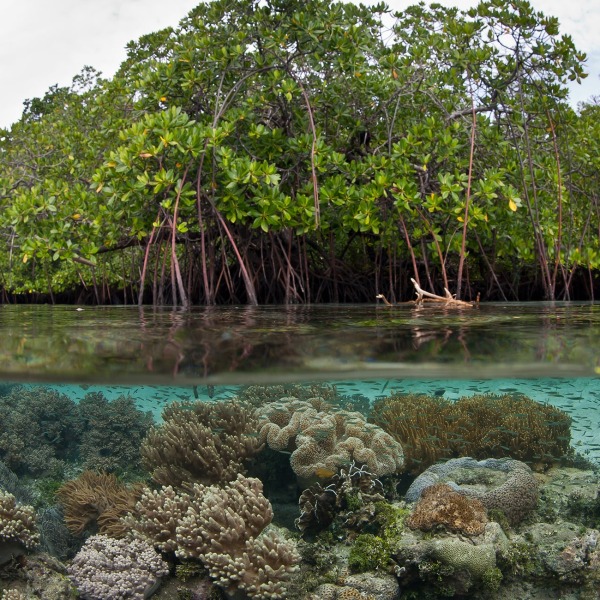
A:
0,0,598,128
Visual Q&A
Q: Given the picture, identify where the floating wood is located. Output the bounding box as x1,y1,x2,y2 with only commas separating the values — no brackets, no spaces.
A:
411,278,474,307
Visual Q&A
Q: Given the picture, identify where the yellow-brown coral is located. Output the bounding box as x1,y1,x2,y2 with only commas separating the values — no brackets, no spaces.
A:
141,399,263,488
256,398,403,481
57,471,143,538
371,392,571,473
0,490,39,551
406,483,488,536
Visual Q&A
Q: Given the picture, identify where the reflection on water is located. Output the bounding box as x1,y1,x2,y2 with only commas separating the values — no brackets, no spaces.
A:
0,302,599,383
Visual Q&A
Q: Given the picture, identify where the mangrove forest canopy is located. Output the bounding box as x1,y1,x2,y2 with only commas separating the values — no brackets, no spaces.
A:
0,0,597,305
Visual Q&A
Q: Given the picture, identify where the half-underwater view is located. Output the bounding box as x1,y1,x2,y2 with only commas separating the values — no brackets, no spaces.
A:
2,0,600,598
1,303,600,600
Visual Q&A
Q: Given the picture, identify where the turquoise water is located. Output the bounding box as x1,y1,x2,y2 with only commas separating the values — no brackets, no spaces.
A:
2,303,600,599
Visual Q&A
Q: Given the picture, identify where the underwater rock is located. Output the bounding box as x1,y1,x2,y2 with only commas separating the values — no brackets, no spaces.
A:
21,553,78,599
405,457,539,525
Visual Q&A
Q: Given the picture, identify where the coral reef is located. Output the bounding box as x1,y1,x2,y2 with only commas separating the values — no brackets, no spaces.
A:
405,457,539,525
0,387,153,478
371,392,572,473
296,462,385,537
67,534,169,600
0,490,39,565
0,386,81,476
127,474,300,599
406,483,488,536
256,398,403,483
77,392,153,474
57,471,144,538
141,399,263,488
36,505,81,560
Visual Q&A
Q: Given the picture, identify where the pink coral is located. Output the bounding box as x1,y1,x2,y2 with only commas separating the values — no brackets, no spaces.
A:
67,535,169,600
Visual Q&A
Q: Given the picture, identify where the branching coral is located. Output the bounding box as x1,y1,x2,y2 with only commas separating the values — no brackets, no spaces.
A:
77,392,153,473
406,483,488,536
0,490,39,565
372,392,571,473
67,534,169,600
256,398,403,482
57,471,144,538
127,474,299,599
141,399,263,488
0,386,81,476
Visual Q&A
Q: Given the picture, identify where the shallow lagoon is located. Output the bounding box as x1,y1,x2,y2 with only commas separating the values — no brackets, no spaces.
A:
1,303,600,599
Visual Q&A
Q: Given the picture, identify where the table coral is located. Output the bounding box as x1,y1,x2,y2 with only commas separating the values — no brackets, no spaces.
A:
141,399,263,487
67,534,169,600
0,490,39,565
256,398,404,481
406,483,488,536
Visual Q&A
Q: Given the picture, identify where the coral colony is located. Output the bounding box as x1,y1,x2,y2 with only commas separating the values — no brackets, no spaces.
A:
1,385,600,598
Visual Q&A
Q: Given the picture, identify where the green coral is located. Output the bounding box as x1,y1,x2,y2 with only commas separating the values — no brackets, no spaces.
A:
429,539,496,581
348,534,390,573
374,501,410,541
481,567,503,591
497,541,539,577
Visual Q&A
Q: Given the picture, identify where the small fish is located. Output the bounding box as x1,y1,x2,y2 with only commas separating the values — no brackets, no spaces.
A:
314,467,337,479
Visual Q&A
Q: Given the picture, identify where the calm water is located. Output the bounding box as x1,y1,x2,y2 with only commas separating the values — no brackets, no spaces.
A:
1,302,599,383
2,303,600,599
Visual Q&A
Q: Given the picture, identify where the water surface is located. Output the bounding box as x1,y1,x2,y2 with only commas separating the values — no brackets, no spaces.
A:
0,302,598,383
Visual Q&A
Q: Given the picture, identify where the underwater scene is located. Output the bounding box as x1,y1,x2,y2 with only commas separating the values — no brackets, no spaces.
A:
1,304,600,599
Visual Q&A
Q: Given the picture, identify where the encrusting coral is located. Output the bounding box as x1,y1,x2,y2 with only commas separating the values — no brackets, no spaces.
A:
406,483,488,536
406,457,539,525
371,392,571,473
57,471,144,538
67,534,169,600
0,490,39,564
126,474,300,599
141,399,263,488
256,397,404,483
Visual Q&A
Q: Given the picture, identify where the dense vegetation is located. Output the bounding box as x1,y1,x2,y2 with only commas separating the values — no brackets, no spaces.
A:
0,0,597,305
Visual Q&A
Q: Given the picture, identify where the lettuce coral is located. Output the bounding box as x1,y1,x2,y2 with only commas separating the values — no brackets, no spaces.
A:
256,398,404,482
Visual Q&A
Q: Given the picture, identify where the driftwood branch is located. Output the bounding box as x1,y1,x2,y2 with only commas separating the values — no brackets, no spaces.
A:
411,278,474,307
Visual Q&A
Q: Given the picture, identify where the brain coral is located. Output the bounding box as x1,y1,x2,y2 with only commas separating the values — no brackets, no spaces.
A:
256,398,404,481
405,457,538,525
406,483,488,536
